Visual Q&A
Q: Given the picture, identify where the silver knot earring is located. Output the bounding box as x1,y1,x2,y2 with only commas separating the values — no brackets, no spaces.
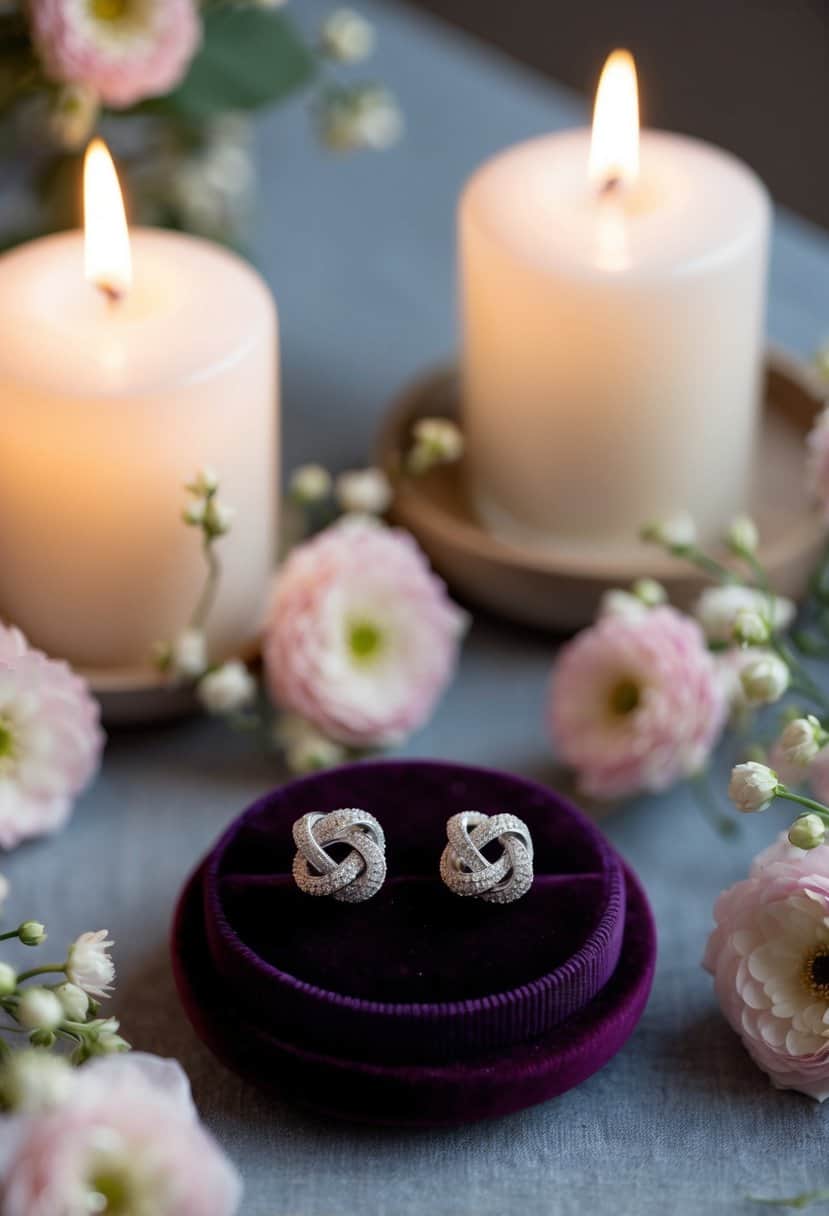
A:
292,809,386,903
440,811,534,904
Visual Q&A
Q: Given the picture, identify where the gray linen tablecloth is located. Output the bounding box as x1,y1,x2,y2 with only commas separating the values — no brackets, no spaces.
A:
6,2,829,1212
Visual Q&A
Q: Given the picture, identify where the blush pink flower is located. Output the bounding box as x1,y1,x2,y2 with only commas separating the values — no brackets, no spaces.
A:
29,0,201,109
0,625,103,850
549,606,726,799
0,1053,242,1215
704,834,829,1100
264,517,467,748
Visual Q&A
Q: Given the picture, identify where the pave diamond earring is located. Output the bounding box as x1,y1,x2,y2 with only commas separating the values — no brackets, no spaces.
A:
292,809,386,903
440,811,534,904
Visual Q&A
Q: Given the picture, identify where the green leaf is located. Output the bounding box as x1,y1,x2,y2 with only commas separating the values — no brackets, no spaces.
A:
159,7,315,122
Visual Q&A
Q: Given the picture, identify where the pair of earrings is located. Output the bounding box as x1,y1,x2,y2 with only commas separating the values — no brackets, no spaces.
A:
291,808,534,905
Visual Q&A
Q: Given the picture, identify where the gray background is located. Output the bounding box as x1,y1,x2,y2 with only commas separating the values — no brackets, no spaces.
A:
6,1,829,1211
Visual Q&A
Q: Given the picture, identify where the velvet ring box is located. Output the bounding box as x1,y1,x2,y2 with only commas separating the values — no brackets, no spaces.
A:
172,760,656,1126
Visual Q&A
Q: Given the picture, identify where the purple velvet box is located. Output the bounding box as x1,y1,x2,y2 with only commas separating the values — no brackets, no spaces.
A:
172,760,656,1126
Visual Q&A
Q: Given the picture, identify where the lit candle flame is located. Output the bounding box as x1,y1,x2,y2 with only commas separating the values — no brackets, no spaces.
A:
589,49,640,194
83,138,132,303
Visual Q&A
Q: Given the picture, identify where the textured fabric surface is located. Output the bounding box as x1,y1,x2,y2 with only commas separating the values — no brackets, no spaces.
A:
4,0,829,1210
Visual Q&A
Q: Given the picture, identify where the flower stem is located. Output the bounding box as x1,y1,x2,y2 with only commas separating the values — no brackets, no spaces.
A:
776,788,829,823
752,1190,829,1209
190,535,222,632
0,929,20,942
771,637,829,714
691,773,740,838
14,964,66,984
673,545,741,585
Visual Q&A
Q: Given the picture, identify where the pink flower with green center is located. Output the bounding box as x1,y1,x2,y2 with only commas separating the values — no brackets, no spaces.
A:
29,0,202,109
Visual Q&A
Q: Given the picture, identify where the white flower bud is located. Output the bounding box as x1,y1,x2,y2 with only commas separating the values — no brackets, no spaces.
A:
409,418,465,473
18,987,63,1031
779,717,824,767
733,607,770,646
641,512,697,549
739,653,790,706
0,962,16,997
188,467,219,497
0,1050,73,1113
335,468,393,516
197,661,257,715
726,514,759,556
204,499,235,537
321,8,376,62
788,813,826,851
54,981,89,1023
290,463,333,505
632,578,668,607
182,499,207,526
171,629,208,680
597,590,648,621
694,586,796,645
18,921,46,947
728,761,779,814
276,716,347,774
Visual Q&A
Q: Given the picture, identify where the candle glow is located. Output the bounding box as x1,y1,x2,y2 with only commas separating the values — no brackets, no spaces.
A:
589,49,640,193
83,138,132,302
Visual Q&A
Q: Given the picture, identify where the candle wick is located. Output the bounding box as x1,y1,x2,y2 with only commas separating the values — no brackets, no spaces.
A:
95,280,126,306
598,173,623,198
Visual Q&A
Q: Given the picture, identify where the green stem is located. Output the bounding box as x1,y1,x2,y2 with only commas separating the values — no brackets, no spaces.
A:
15,964,66,984
190,535,221,632
776,788,829,822
691,773,739,838
772,638,829,714
674,545,741,585
752,1190,829,1209
0,929,20,942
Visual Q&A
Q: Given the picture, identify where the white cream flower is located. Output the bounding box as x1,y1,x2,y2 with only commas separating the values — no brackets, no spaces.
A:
170,630,208,680
596,589,649,621
290,463,333,505
66,930,115,998
408,418,465,474
694,586,796,645
740,653,790,706
732,607,770,646
275,715,347,774
729,762,779,814
321,8,376,62
54,981,89,1023
18,988,63,1032
641,512,696,548
726,514,759,556
0,963,16,997
0,1050,73,1113
789,814,826,851
779,717,825,767
197,662,257,716
335,468,393,516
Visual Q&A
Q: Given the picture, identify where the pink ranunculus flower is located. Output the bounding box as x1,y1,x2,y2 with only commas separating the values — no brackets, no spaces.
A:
549,606,726,799
29,0,201,109
0,625,103,850
704,834,829,1100
0,1053,242,1215
264,516,467,748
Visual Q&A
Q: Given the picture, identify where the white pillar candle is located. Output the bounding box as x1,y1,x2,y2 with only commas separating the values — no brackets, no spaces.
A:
459,51,770,554
0,144,277,670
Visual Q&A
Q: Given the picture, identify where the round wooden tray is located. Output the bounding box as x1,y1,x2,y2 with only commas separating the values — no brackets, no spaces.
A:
377,348,827,631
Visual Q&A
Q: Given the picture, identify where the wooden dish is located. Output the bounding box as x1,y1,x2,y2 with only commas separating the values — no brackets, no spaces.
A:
377,349,826,631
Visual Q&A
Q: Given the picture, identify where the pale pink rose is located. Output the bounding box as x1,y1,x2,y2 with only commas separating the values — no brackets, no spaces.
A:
264,517,467,748
704,833,829,1100
0,625,103,850
29,0,201,109
807,403,829,520
0,1053,241,1215
549,606,726,799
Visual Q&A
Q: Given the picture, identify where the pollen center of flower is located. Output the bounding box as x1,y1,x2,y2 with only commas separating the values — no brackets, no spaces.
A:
89,0,129,20
347,619,385,664
88,1166,133,1213
608,678,641,717
0,716,18,772
803,947,829,999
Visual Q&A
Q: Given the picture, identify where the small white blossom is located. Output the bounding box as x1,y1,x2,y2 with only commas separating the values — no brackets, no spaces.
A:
18,921,46,947
188,467,219,497
409,418,465,474
320,86,403,152
276,715,347,774
18,987,63,1031
733,607,770,646
66,930,115,998
290,463,333,505
779,716,825,766
54,981,89,1022
728,762,779,814
631,578,668,607
335,468,393,515
739,653,790,706
182,499,207,526
0,961,16,996
788,813,826,851
0,1050,73,1113
321,8,376,62
89,1017,130,1055
197,661,257,715
597,589,649,621
204,499,235,537
171,629,208,680
694,585,796,645
641,512,696,549
726,514,759,556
